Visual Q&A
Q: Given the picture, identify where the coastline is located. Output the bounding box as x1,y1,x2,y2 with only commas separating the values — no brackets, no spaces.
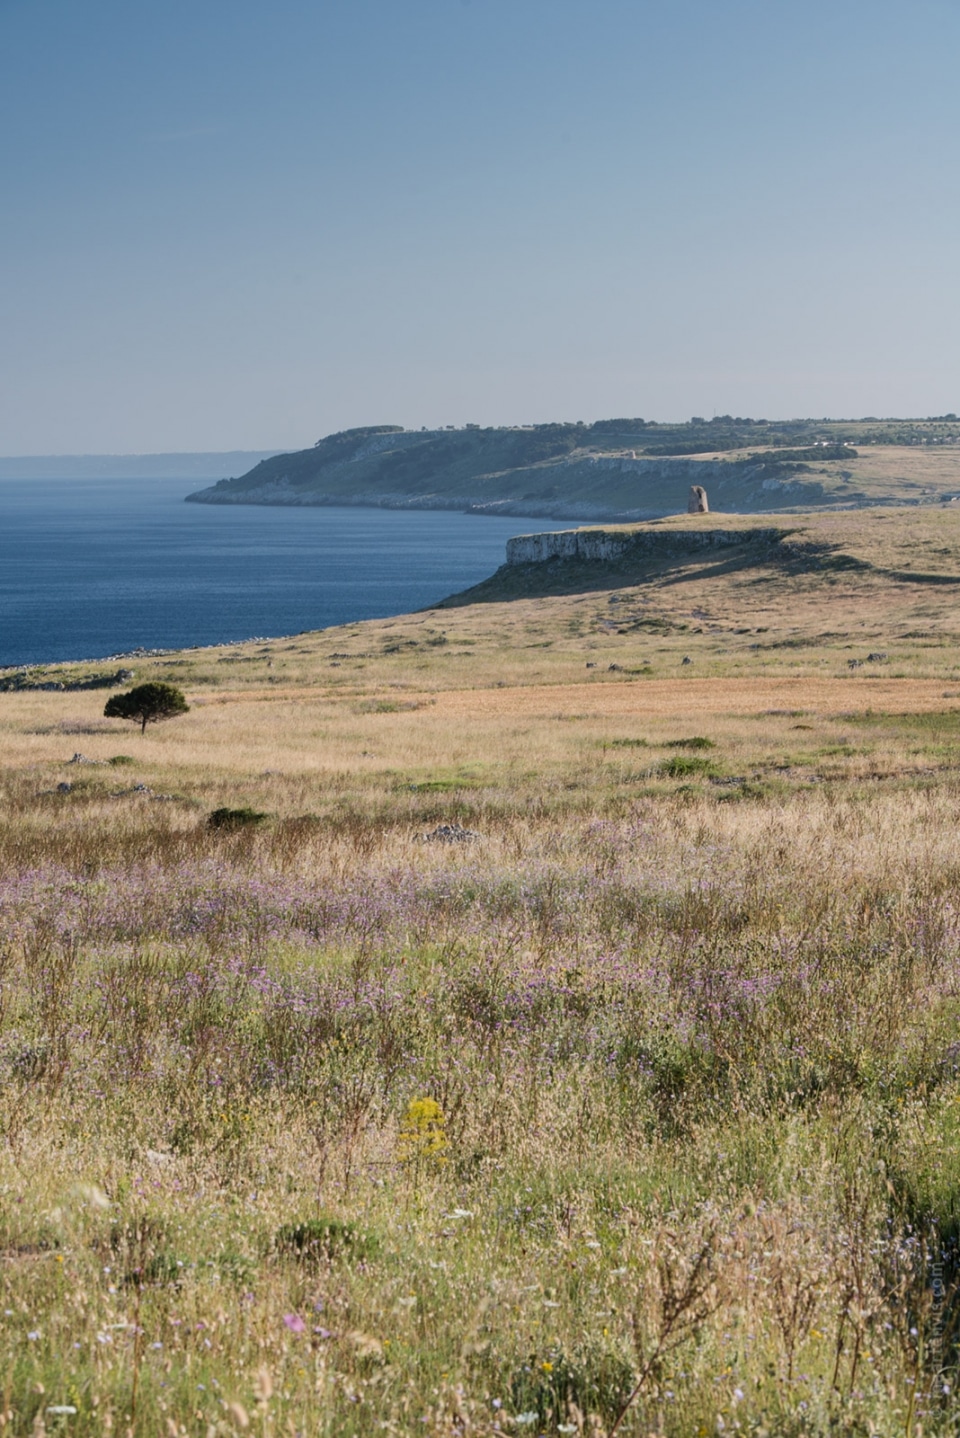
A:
184,485,670,524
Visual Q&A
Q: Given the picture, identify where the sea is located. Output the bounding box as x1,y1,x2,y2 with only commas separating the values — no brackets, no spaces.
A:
0,477,567,668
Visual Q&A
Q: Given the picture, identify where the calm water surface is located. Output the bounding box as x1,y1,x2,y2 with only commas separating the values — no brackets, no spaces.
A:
0,478,565,666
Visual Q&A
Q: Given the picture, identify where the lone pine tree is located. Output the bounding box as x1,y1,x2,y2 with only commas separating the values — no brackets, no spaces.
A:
104,682,189,735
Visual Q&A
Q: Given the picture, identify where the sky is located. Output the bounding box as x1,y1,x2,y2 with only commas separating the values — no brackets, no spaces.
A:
1,0,959,453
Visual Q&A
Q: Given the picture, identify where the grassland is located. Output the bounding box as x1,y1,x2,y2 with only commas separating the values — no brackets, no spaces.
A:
4,509,960,1434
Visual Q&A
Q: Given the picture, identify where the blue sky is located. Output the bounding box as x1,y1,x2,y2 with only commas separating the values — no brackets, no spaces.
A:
1,0,958,451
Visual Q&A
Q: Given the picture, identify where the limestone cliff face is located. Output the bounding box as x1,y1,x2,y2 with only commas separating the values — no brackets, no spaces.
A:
505,525,782,565
506,529,638,564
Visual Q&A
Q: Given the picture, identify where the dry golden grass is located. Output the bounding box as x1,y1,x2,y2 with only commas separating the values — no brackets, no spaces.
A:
690,442,960,501
8,507,960,721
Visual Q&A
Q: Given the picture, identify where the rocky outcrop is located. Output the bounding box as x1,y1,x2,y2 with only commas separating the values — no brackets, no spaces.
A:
507,530,638,564
505,525,782,566
0,667,135,693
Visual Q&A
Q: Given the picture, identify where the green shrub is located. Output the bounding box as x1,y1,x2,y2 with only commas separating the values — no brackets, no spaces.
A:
274,1218,378,1264
208,806,268,831
135,1250,186,1288
660,755,715,778
111,1216,184,1287
509,1347,634,1427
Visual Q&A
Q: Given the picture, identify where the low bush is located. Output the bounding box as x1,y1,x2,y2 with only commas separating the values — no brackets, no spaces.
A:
274,1218,378,1264
659,754,716,777
207,806,268,830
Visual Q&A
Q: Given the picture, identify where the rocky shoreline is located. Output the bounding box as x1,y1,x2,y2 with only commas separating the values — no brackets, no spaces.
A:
186,481,670,523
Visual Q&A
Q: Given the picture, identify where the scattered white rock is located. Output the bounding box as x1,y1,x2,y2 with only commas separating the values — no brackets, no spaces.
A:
418,823,481,844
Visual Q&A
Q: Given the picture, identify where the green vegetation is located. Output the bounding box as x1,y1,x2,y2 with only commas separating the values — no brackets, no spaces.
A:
274,1218,378,1264
103,682,189,735
207,805,269,830
658,753,716,777
186,417,960,521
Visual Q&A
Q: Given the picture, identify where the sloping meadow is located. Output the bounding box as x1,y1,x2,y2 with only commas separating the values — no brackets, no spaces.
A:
1,791,960,1433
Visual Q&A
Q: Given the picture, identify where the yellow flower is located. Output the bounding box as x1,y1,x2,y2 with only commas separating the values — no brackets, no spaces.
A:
541,1362,553,1373
397,1097,448,1166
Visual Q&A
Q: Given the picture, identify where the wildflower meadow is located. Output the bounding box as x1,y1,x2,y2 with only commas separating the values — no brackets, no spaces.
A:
4,538,960,1435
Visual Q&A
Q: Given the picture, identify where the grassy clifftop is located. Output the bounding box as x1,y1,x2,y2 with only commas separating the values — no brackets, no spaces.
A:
9,506,960,697
439,506,960,609
187,416,960,520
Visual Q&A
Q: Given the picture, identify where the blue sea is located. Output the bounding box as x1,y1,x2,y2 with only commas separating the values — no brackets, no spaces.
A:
0,477,565,667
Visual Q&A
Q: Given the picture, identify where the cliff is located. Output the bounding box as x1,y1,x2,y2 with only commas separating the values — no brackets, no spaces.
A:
437,506,960,610
185,418,960,521
504,523,783,564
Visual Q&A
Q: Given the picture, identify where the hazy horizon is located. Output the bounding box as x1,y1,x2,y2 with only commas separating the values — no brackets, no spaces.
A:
0,451,284,480
2,0,958,453
3,406,960,471
4,407,960,471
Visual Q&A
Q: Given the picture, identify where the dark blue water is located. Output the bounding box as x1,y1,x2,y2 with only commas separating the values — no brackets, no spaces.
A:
0,478,564,666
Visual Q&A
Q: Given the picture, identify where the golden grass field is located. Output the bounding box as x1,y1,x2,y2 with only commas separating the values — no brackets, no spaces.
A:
3,507,960,1435
7,505,960,803
689,443,960,506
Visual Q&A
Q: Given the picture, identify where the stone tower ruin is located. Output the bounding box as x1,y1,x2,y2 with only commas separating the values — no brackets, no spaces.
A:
687,485,709,514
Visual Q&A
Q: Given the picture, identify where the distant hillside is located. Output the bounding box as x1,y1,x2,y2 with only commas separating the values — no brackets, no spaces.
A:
185,417,960,520
0,451,283,480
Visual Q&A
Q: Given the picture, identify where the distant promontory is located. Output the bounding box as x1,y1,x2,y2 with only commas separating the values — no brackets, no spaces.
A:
185,416,960,520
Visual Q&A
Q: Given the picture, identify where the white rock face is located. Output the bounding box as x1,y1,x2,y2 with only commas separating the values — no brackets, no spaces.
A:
506,530,636,564
505,526,782,566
